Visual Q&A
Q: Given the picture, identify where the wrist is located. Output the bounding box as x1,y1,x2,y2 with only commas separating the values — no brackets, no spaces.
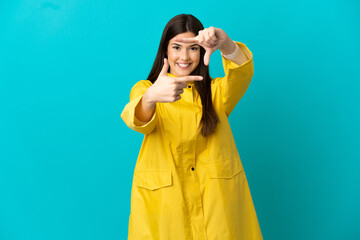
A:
143,86,156,105
220,38,236,55
221,41,239,59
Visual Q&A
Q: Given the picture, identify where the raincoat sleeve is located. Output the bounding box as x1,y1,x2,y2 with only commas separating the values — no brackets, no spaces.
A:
214,41,254,117
120,80,158,134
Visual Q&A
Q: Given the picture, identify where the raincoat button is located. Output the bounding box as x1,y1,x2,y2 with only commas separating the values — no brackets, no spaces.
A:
188,85,191,88
191,167,195,171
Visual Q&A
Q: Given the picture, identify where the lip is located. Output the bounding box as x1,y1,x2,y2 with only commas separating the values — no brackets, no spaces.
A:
177,63,192,69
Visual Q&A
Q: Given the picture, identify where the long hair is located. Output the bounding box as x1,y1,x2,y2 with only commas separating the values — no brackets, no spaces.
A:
147,14,219,137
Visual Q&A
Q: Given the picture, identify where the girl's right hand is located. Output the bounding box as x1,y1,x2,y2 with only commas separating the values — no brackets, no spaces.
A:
147,58,203,103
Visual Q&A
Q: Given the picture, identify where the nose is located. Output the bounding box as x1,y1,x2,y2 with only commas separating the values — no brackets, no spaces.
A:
180,49,190,60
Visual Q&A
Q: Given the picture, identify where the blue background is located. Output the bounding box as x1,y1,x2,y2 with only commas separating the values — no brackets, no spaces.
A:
1,0,359,239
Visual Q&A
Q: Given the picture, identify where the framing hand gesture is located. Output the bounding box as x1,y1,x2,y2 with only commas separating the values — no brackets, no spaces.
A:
149,58,203,103
173,27,232,66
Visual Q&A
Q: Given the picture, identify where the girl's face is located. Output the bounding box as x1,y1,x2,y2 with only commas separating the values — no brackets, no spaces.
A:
166,32,200,77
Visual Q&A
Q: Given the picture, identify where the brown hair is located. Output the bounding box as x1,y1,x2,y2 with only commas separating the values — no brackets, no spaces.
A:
147,14,219,137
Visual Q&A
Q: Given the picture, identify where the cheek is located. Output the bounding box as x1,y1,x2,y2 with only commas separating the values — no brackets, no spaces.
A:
192,53,200,62
193,55,200,67
168,52,177,64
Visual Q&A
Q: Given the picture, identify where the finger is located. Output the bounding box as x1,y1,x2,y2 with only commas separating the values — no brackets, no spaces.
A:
209,27,217,41
199,38,215,49
198,32,215,48
204,33,215,46
204,31,214,43
175,75,203,83
173,36,198,44
176,89,184,95
207,31,217,43
204,50,212,66
159,58,169,76
176,82,187,89
197,33,205,45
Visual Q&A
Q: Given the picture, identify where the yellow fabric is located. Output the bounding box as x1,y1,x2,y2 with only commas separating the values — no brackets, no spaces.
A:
120,41,263,240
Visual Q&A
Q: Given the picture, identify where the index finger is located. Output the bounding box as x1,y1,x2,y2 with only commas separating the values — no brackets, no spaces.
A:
173,36,199,44
175,75,203,82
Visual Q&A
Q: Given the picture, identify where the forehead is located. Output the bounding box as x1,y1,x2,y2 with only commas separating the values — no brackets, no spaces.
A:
169,32,197,45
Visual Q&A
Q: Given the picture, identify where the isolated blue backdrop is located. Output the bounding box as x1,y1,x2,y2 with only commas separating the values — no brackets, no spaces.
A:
1,0,359,239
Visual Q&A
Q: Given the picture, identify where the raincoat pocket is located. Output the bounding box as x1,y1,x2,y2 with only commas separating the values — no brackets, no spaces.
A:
207,158,244,179
134,170,173,190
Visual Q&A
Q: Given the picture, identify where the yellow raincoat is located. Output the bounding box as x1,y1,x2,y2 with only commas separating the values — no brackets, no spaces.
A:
121,41,263,240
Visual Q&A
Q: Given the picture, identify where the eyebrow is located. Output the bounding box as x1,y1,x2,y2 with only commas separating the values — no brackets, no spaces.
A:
171,43,199,47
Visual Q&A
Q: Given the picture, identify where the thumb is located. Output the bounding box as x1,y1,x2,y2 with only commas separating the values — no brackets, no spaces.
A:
204,50,211,66
159,58,169,76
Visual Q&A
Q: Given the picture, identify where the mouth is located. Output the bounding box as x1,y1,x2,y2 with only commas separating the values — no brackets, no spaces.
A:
177,63,192,69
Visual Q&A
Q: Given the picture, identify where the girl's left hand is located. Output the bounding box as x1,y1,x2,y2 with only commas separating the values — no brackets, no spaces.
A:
173,27,231,66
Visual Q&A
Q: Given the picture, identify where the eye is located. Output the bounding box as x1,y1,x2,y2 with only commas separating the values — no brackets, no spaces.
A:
173,46,180,50
190,47,198,51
